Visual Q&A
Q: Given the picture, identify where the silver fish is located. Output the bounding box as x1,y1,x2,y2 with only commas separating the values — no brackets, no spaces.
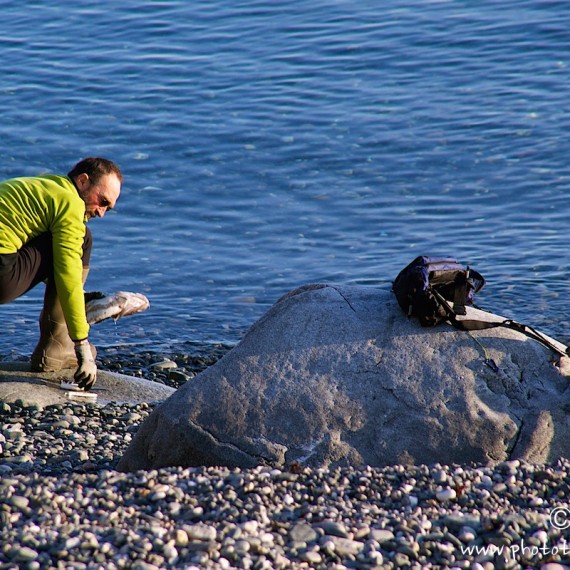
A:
85,291,150,325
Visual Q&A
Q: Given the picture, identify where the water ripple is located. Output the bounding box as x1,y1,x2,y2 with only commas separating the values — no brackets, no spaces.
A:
0,0,569,353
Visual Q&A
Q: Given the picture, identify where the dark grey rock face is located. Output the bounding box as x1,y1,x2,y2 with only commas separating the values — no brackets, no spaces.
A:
118,284,570,472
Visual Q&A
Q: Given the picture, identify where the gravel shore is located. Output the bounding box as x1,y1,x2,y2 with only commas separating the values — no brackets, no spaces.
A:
1,346,569,570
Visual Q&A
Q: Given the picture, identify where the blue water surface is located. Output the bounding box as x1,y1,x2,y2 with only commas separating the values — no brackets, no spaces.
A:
0,0,569,356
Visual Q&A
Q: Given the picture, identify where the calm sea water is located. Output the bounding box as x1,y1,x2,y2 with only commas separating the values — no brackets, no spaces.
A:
1,0,569,357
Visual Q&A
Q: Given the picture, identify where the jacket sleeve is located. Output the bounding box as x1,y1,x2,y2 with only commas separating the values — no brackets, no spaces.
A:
50,197,90,341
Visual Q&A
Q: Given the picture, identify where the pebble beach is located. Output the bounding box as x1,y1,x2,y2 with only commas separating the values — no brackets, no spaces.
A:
1,348,570,570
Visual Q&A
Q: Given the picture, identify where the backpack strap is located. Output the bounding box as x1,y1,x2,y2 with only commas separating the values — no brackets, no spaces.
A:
449,270,468,315
431,289,570,358
499,319,569,358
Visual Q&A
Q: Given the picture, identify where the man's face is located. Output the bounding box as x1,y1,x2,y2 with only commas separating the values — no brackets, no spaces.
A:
75,172,121,220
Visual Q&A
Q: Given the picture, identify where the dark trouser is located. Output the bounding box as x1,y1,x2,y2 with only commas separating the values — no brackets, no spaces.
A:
0,227,92,305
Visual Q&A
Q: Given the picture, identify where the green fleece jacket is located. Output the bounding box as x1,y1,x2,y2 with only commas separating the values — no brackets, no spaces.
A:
0,174,89,340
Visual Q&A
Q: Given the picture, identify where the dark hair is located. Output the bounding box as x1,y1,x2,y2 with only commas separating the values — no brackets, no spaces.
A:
68,157,123,185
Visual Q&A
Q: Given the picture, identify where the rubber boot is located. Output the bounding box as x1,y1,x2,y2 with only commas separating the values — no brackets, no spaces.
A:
31,268,93,372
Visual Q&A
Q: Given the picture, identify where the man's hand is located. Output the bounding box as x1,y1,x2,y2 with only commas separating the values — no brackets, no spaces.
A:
74,341,97,390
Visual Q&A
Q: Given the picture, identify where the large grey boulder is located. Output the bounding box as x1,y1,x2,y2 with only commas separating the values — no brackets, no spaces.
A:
118,284,570,472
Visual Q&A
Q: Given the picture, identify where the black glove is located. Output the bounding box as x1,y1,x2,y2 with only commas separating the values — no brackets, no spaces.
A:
74,341,97,390
84,291,106,303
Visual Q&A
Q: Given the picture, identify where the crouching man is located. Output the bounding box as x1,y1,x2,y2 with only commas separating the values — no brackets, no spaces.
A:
0,157,122,390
